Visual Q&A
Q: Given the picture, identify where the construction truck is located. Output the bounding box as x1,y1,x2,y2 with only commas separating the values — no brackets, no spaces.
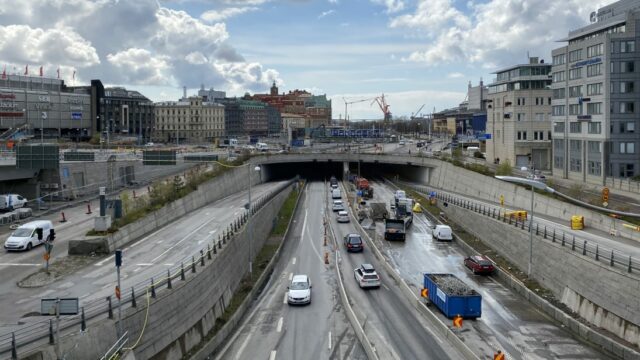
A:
385,196,413,241
356,177,374,199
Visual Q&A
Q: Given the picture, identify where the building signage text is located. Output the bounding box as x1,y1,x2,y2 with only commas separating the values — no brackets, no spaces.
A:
571,57,602,68
69,105,83,111
35,103,52,110
0,102,17,109
0,94,16,99
577,115,592,121
71,112,82,120
67,98,82,104
38,95,50,102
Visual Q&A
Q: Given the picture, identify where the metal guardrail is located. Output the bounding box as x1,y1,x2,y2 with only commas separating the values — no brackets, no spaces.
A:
0,178,297,359
99,331,129,360
402,182,640,274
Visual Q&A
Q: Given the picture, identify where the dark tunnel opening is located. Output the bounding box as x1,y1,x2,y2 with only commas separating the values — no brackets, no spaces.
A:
261,161,429,184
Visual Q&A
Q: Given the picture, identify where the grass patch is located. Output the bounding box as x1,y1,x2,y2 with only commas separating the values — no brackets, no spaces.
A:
271,186,301,236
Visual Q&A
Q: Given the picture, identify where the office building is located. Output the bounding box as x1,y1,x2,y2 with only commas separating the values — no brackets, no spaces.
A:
552,0,640,182
153,96,224,144
486,57,552,169
0,74,91,140
252,82,331,128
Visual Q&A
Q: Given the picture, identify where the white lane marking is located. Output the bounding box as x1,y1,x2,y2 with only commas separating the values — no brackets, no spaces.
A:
136,263,154,266
151,216,219,263
0,263,39,266
156,240,163,244
302,209,324,263
328,331,332,350
292,257,296,265
276,317,283,332
206,212,210,216
382,284,390,291
234,333,253,360
283,292,288,304
95,254,115,266
209,230,217,234
288,272,293,281
164,263,174,267
133,267,142,273
269,351,277,360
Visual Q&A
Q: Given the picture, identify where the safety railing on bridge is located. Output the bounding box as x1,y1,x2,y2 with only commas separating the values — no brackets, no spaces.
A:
0,177,298,359
399,181,640,274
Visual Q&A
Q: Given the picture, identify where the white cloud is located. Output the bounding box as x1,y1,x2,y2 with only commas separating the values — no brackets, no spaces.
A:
185,51,208,64
0,24,100,67
213,61,281,92
318,9,335,19
371,0,405,14
200,6,259,22
107,48,172,85
391,0,603,68
447,72,464,79
328,0,339,3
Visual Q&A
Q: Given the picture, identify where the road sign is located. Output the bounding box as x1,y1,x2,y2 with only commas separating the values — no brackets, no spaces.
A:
420,288,428,298
602,187,609,202
603,201,609,207
115,286,121,300
453,315,463,328
41,298,79,315
43,253,50,261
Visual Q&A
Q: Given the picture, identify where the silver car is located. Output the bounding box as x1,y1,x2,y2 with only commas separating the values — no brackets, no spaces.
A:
332,200,345,212
288,274,311,305
337,210,350,223
354,264,381,288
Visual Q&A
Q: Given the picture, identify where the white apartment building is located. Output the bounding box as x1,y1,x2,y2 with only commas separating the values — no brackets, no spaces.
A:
486,57,553,169
552,0,640,183
153,96,224,144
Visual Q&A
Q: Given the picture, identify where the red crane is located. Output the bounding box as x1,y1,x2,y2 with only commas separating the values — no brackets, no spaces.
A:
372,94,392,123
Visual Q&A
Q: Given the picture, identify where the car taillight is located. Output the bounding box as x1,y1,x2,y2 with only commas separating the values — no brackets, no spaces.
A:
347,244,352,248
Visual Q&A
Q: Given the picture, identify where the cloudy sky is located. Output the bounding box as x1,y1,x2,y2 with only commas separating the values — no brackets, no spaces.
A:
0,0,610,119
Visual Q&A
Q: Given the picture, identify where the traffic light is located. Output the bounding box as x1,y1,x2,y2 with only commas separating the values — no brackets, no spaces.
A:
49,229,55,242
36,228,43,240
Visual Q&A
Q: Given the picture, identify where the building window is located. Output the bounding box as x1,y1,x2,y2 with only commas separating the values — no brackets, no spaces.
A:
620,121,636,133
553,54,566,65
621,40,635,53
570,158,582,172
587,63,602,77
554,122,565,132
569,68,582,80
588,122,602,134
517,131,527,140
569,122,582,133
569,85,582,97
621,61,635,73
620,81,635,93
620,164,635,177
588,161,602,176
552,105,565,116
517,97,526,106
619,142,635,154
552,71,566,82
569,49,582,62
535,113,544,121
587,102,602,114
517,113,526,121
588,140,601,153
587,43,603,57
620,102,635,113
553,88,566,99
586,83,602,95
533,131,544,140
569,104,581,115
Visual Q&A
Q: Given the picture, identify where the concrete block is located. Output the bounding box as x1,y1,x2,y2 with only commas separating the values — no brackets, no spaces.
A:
68,237,110,255
94,215,112,232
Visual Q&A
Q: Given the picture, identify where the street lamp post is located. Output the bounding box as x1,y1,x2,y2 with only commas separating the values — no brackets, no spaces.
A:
495,176,554,277
247,164,261,278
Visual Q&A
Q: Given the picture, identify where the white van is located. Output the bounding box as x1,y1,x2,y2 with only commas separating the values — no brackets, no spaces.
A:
256,142,269,152
0,194,28,211
4,220,54,251
332,189,341,199
432,224,453,241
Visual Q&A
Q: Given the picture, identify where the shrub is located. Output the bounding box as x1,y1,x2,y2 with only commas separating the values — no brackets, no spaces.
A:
473,151,485,159
495,160,513,176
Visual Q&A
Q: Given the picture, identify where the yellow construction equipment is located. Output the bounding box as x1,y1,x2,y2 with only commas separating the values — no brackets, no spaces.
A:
505,210,528,221
571,215,585,230
413,202,423,213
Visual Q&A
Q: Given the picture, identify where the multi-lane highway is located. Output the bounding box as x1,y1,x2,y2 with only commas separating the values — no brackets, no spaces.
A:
0,181,284,333
368,180,609,359
216,182,365,360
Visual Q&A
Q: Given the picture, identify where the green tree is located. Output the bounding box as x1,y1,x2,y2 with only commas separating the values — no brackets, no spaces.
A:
495,159,513,176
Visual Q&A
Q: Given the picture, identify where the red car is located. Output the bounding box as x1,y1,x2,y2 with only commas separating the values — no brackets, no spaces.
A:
464,255,495,275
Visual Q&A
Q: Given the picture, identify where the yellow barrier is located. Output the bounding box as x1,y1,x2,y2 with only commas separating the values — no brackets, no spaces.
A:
571,215,584,230
505,210,527,221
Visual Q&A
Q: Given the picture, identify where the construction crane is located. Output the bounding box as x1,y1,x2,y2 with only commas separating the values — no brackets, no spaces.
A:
372,94,392,123
343,97,374,127
411,104,425,120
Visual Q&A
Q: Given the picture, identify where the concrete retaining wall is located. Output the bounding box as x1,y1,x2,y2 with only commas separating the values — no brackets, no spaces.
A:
69,164,261,254
440,202,640,351
429,161,640,243
26,183,292,360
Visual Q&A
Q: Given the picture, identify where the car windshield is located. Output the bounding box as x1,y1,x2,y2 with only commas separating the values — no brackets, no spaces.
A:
290,281,308,290
12,228,33,237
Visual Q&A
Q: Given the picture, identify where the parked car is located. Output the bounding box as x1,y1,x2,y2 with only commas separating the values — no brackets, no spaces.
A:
332,200,345,212
337,210,350,223
4,220,54,251
398,141,406,146
287,274,311,305
464,255,495,275
0,194,28,211
432,224,453,241
354,263,381,288
343,233,364,252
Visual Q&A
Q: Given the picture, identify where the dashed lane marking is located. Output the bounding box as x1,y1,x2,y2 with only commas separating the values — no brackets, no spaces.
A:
292,257,296,265
276,317,283,332
269,351,277,360
0,263,39,266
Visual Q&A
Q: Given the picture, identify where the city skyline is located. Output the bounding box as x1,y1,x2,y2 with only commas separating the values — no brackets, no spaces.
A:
0,0,612,119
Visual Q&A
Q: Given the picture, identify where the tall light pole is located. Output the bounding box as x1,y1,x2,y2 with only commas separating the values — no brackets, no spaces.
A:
41,111,47,144
247,164,261,278
495,176,554,277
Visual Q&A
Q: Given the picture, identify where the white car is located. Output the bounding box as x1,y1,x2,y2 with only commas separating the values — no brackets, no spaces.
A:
288,274,311,305
0,194,27,211
354,264,381,288
337,210,350,223
332,200,345,212
4,220,54,251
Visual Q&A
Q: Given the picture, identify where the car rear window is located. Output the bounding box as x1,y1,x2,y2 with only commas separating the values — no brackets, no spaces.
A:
349,236,362,244
478,260,492,266
363,274,378,280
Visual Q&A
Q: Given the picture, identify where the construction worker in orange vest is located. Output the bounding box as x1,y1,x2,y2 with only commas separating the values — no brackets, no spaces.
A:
494,350,504,360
